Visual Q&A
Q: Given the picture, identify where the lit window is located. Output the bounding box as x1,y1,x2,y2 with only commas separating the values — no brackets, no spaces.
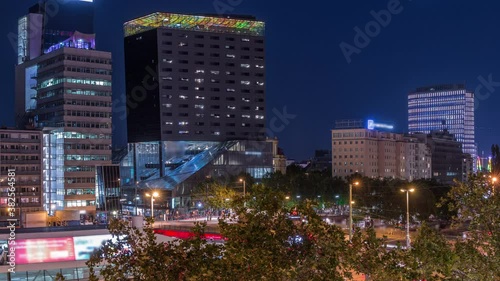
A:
195,78,204,83
179,131,189,134
179,95,188,99
195,96,205,100
256,81,265,86
180,77,189,82
195,104,205,109
227,88,235,92
165,122,173,125
255,115,264,119
227,106,236,110
256,64,264,69
211,70,220,75
242,115,251,118
163,59,173,63
195,70,205,74
242,98,250,102
242,38,250,42
241,81,250,85
241,64,250,68
179,121,189,126
226,54,235,58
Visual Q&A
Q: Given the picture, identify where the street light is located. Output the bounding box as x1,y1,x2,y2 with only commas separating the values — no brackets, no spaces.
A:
400,188,415,249
239,178,246,197
349,181,360,241
239,178,246,207
146,192,159,219
492,177,497,195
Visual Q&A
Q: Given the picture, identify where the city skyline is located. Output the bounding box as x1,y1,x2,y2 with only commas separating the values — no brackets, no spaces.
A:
1,0,500,160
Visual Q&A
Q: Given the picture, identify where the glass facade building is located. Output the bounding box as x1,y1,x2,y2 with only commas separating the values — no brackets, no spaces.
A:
408,84,476,169
15,0,112,219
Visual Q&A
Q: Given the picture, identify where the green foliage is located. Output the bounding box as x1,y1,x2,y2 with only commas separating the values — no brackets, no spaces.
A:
439,174,499,280
87,174,498,280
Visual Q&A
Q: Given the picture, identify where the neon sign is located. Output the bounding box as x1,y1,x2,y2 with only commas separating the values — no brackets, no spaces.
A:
367,120,394,130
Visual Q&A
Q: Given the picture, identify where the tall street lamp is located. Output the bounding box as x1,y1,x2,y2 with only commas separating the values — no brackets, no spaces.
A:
239,178,246,207
492,177,497,195
146,192,159,219
400,188,415,249
349,181,360,241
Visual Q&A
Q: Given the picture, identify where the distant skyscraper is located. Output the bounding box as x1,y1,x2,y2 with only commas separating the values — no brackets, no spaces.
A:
15,0,112,218
408,84,476,168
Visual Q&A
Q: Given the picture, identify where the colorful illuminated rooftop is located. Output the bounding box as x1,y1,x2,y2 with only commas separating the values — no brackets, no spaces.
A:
124,12,265,37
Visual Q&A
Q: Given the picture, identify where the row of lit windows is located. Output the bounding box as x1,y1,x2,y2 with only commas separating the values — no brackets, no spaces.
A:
161,76,265,85
161,86,265,95
0,134,39,139
66,200,95,207
64,166,96,172
65,122,110,129
164,122,260,127
0,155,39,161
162,131,266,136
64,66,111,76
64,144,110,150
38,77,111,89
165,39,264,50
66,189,95,195
0,166,40,172
25,88,110,101
65,55,111,65
65,177,95,184
65,155,111,161
0,144,39,151
161,32,264,44
159,53,264,63
60,132,112,139
0,197,39,204
65,110,112,118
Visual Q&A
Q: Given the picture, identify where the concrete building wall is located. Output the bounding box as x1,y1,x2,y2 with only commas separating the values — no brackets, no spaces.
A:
0,129,43,226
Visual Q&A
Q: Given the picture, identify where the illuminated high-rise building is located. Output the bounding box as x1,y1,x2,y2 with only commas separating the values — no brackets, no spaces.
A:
14,0,112,220
408,84,476,169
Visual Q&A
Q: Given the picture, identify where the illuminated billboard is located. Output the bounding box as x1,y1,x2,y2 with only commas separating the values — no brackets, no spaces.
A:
15,237,75,264
3,234,112,265
367,120,394,130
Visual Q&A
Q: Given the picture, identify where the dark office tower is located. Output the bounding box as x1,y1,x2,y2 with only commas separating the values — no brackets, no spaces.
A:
15,0,112,219
120,13,272,213
124,13,266,143
408,84,476,170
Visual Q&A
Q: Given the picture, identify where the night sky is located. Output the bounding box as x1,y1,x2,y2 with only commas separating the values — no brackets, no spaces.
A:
1,0,500,160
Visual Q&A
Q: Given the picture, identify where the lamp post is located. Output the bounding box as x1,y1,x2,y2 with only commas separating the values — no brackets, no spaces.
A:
135,181,139,216
239,178,246,207
349,181,360,241
146,192,159,219
400,188,415,249
492,177,497,195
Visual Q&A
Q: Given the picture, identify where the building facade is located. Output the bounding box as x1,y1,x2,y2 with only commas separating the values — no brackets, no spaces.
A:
411,131,464,184
331,119,432,181
408,84,476,169
0,129,43,226
15,0,112,219
120,13,272,215
124,13,266,143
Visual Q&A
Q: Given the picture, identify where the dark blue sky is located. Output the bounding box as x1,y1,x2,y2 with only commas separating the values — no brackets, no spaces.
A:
1,0,500,160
